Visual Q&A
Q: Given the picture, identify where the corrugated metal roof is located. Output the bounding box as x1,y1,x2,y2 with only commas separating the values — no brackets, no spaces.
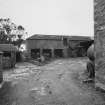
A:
27,34,91,41
0,44,18,51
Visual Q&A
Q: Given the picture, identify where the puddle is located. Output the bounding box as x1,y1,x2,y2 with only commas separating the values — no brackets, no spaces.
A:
58,63,62,65
48,101,68,105
30,87,47,96
14,68,29,73
3,72,30,81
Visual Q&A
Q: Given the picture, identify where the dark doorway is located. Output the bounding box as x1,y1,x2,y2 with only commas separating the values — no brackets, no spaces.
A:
54,49,63,58
3,51,11,57
31,49,40,59
16,52,21,62
43,49,52,58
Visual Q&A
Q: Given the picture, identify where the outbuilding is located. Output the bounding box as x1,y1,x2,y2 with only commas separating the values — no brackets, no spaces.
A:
26,35,69,59
26,34,93,59
0,44,18,69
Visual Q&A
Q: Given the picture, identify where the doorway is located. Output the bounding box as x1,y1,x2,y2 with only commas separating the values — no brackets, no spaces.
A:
54,49,63,58
31,49,40,59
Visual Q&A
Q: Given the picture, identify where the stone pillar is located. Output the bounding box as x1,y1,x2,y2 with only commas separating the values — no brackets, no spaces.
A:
28,49,31,59
40,48,43,56
11,51,16,68
63,48,68,58
51,49,55,58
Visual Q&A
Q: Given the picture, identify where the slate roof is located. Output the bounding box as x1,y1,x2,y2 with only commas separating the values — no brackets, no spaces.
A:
27,34,92,41
68,36,92,41
0,44,18,51
27,34,63,40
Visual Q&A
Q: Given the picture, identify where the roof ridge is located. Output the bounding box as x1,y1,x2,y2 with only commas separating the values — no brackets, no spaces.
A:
27,34,91,40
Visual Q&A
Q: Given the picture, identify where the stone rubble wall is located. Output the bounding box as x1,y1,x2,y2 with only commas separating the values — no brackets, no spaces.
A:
95,0,105,83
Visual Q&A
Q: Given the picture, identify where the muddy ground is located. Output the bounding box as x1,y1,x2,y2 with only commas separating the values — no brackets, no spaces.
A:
0,58,105,105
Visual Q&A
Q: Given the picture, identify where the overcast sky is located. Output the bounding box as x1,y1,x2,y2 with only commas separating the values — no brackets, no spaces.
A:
0,0,94,37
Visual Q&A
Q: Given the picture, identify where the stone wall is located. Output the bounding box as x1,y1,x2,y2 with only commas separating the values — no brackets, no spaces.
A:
95,0,105,83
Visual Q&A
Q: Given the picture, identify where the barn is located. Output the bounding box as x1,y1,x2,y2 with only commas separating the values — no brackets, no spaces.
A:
26,34,93,59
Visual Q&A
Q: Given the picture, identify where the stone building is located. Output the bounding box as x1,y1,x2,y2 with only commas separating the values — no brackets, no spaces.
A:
26,34,92,59
68,36,93,57
0,44,17,68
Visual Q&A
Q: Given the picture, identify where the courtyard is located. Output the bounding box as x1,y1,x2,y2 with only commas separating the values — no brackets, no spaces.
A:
0,58,105,105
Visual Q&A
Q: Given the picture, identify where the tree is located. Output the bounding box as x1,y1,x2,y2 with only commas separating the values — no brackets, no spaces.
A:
0,18,26,48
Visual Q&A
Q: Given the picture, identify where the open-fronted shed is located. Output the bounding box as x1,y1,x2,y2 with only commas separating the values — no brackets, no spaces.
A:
26,34,93,59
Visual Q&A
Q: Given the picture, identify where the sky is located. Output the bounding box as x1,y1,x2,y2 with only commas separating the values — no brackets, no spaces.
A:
0,0,94,38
